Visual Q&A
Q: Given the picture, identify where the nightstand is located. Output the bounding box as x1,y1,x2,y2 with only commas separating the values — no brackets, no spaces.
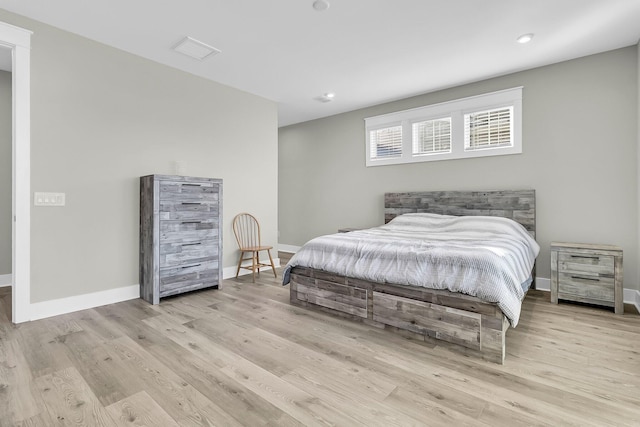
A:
550,242,623,314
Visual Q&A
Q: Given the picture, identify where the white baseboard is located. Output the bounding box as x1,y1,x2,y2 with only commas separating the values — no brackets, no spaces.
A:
535,277,550,291
278,244,301,254
222,258,281,280
624,288,640,313
29,284,140,321
0,273,12,287
24,259,283,321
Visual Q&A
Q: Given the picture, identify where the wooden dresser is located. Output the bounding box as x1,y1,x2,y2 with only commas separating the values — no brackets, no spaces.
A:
140,175,223,304
550,242,623,314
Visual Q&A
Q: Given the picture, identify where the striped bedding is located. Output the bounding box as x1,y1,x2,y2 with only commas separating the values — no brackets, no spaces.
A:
282,213,540,326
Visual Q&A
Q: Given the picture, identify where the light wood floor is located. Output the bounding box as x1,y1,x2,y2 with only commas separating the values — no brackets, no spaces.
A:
1,268,639,426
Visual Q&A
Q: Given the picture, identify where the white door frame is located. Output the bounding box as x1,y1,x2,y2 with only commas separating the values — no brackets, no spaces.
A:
0,21,31,323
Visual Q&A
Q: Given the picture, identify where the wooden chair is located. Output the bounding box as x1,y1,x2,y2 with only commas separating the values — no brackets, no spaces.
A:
232,213,277,283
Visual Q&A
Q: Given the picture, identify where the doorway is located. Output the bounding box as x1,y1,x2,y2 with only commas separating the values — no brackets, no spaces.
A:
0,21,31,323
0,45,11,320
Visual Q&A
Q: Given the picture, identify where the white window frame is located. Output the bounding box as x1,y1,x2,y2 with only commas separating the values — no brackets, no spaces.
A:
365,87,522,167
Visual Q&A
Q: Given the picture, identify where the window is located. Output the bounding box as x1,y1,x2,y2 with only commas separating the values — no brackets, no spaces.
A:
413,118,451,155
465,107,513,151
364,87,522,166
369,125,402,159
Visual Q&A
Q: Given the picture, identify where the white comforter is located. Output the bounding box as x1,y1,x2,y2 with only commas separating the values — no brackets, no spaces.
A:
283,213,540,326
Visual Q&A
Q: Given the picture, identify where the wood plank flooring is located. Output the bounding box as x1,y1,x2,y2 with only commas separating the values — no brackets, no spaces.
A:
0,269,639,426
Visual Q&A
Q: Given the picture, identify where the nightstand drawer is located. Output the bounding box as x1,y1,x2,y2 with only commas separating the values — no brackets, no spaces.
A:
557,272,615,302
557,252,614,276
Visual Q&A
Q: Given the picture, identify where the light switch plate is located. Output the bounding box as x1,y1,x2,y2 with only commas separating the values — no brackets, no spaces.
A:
34,192,65,206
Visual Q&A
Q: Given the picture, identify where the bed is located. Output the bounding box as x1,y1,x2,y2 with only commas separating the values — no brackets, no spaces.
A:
283,190,538,364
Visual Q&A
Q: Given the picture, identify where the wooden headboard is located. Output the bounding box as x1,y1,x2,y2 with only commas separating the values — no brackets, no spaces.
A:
384,190,536,238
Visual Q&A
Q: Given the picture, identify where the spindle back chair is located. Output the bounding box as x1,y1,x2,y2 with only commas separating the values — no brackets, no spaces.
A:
232,213,277,282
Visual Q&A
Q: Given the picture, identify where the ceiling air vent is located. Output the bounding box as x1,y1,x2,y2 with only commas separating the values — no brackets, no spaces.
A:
172,36,221,60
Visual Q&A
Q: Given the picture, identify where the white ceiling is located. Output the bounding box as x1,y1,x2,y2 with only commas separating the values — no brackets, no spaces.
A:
0,0,639,126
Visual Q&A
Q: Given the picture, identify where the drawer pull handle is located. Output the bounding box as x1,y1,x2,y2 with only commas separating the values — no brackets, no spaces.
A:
181,221,202,224
181,202,201,205
570,255,599,260
182,263,201,269
182,242,202,247
182,184,202,187
571,275,600,282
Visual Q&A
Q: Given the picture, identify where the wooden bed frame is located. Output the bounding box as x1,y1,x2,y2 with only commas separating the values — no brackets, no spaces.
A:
289,190,536,364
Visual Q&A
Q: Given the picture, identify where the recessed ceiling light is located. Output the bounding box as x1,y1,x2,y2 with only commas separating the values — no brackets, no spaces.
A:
516,33,534,44
312,0,330,11
314,92,336,103
173,36,221,60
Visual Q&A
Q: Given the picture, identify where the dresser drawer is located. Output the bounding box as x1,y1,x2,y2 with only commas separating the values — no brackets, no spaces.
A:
160,240,217,264
557,272,615,303
160,260,217,279
160,219,216,233
557,252,614,277
159,260,219,297
159,181,219,202
160,221,217,244
159,200,219,221
160,268,219,298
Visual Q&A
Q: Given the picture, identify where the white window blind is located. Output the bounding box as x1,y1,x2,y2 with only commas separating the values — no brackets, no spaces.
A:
412,118,451,155
464,106,513,151
370,126,402,159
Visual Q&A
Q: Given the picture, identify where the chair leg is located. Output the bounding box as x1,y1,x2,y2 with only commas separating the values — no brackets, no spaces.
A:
256,251,261,277
251,251,257,283
267,249,277,278
235,251,244,278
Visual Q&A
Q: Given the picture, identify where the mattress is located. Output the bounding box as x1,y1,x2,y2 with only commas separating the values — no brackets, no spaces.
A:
283,213,540,326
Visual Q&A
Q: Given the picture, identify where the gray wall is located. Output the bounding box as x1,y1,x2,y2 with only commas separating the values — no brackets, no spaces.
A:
279,46,639,290
0,70,10,276
0,9,278,303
